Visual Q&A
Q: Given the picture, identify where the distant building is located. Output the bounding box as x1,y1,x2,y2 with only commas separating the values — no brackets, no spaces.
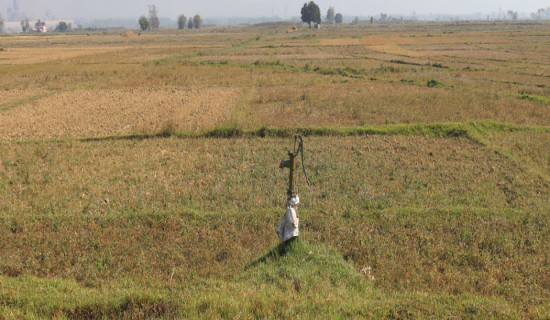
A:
7,0,21,22
36,25,47,33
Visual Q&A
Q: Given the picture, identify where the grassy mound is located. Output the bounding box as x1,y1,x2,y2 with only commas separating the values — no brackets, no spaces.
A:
177,239,522,318
0,239,531,318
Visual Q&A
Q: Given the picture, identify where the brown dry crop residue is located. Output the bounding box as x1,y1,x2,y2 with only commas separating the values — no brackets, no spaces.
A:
122,31,137,38
362,35,426,57
320,38,360,46
0,87,241,141
0,47,128,65
0,88,48,107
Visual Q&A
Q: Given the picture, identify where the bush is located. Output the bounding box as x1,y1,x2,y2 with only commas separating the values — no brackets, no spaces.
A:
427,79,443,88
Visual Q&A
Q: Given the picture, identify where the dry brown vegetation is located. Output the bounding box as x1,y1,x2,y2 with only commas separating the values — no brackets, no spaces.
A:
1,22,550,140
0,87,240,140
0,21,549,318
1,134,549,318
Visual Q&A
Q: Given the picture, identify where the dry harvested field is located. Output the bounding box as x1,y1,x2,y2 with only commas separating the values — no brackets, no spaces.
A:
0,21,550,319
1,22,550,140
0,87,240,140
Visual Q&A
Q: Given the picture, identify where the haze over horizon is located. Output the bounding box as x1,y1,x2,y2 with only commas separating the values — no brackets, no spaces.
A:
1,0,549,20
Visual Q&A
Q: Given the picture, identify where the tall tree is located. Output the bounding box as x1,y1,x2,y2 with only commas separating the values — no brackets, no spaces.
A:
177,14,187,29
55,21,70,32
326,6,335,24
193,14,202,29
21,18,30,32
149,5,160,30
0,15,4,33
301,1,321,28
138,15,150,31
334,13,343,24
187,19,194,29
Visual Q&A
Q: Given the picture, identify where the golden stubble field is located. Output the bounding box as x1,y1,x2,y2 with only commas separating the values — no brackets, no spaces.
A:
0,87,240,140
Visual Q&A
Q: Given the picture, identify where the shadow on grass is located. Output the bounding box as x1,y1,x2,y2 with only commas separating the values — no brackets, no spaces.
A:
244,237,300,271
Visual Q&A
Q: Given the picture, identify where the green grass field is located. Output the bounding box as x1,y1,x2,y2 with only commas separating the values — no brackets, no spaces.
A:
1,21,549,319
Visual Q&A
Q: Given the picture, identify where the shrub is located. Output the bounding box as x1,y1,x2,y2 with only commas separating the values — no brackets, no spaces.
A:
427,79,443,88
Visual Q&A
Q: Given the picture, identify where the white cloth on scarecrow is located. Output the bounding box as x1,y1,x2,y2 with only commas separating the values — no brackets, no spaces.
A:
276,195,300,242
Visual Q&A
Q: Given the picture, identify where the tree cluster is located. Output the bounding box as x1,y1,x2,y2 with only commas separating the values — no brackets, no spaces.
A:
138,4,160,31
35,19,45,28
182,14,202,29
20,18,30,32
531,7,550,20
138,5,203,31
0,14,4,33
327,6,343,24
302,2,346,27
506,10,518,20
55,21,72,32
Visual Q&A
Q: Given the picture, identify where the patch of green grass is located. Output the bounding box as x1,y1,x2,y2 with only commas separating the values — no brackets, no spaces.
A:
518,93,550,106
0,239,525,318
0,275,176,319
4,120,545,145
187,121,547,140
372,65,404,74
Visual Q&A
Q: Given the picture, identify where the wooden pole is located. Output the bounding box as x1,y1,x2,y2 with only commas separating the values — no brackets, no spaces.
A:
288,152,296,196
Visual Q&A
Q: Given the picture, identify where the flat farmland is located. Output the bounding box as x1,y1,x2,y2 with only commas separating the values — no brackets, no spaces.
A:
2,22,550,140
0,22,549,319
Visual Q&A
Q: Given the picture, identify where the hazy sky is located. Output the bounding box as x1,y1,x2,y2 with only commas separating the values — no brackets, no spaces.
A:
2,0,549,19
